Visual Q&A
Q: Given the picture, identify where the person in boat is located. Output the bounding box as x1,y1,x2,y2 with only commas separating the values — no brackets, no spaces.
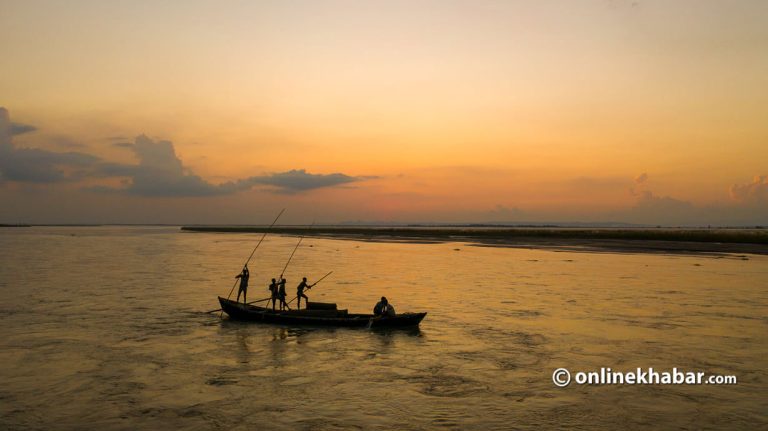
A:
384,301,396,317
373,297,386,315
268,278,279,310
296,277,315,310
278,277,289,310
235,266,249,303
373,296,396,317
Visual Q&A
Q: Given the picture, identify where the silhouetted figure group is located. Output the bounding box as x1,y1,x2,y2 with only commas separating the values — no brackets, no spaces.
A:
266,278,290,310
235,270,394,316
235,272,318,311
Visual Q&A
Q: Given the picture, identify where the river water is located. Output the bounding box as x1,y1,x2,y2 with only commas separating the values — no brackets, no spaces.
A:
0,226,766,430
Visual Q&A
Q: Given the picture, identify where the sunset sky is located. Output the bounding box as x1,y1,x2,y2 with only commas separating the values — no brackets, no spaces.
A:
1,0,766,225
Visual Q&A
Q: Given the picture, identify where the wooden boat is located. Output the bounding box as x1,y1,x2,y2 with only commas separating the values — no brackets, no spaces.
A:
218,297,426,328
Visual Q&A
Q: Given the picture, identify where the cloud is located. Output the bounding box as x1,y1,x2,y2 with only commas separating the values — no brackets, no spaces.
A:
485,204,523,221
610,190,701,225
569,176,631,191
635,190,695,212
126,135,223,196
0,147,101,183
10,123,37,136
613,173,768,225
0,107,103,183
730,175,768,205
629,172,650,196
618,173,704,225
1,108,370,196
90,134,230,197
103,135,368,196
236,169,363,194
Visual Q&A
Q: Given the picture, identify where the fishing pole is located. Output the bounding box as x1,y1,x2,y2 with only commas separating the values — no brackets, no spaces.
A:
217,209,285,315
243,208,286,268
277,221,314,280
273,222,315,310
287,271,333,306
312,270,334,286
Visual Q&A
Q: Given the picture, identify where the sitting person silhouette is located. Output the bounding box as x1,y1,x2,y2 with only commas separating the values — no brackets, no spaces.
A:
373,296,396,317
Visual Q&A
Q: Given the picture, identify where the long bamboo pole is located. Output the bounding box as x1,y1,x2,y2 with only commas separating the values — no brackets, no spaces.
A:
273,222,315,310
286,271,333,306
214,209,285,316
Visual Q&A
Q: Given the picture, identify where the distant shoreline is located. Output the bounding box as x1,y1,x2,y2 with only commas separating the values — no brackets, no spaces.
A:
180,226,768,256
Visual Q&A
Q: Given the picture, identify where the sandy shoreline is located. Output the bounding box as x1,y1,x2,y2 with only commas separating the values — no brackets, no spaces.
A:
180,226,768,256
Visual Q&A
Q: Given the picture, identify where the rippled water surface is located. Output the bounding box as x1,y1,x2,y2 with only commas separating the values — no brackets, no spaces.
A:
1,227,766,430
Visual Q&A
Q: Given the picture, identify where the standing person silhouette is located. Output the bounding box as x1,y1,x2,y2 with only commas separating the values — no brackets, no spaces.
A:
296,277,315,310
268,278,279,310
278,277,289,310
235,266,249,304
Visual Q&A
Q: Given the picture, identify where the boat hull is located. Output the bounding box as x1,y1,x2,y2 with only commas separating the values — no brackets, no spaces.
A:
218,297,426,328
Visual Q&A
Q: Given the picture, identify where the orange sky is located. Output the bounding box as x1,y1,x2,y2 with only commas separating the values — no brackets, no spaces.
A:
1,1,766,225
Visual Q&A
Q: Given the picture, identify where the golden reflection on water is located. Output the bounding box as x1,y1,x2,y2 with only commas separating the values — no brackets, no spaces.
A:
0,226,766,429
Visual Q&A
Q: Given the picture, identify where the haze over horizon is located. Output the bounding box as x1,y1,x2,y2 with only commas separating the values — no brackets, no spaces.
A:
1,1,767,226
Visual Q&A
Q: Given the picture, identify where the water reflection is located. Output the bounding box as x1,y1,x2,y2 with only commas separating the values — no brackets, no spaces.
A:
369,326,423,338
0,226,766,430
236,330,250,364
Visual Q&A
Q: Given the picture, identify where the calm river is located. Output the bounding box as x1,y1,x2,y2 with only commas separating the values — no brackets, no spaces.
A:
1,226,766,430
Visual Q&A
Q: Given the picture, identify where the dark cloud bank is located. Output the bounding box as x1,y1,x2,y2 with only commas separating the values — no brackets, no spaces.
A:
0,107,366,196
1,107,766,225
